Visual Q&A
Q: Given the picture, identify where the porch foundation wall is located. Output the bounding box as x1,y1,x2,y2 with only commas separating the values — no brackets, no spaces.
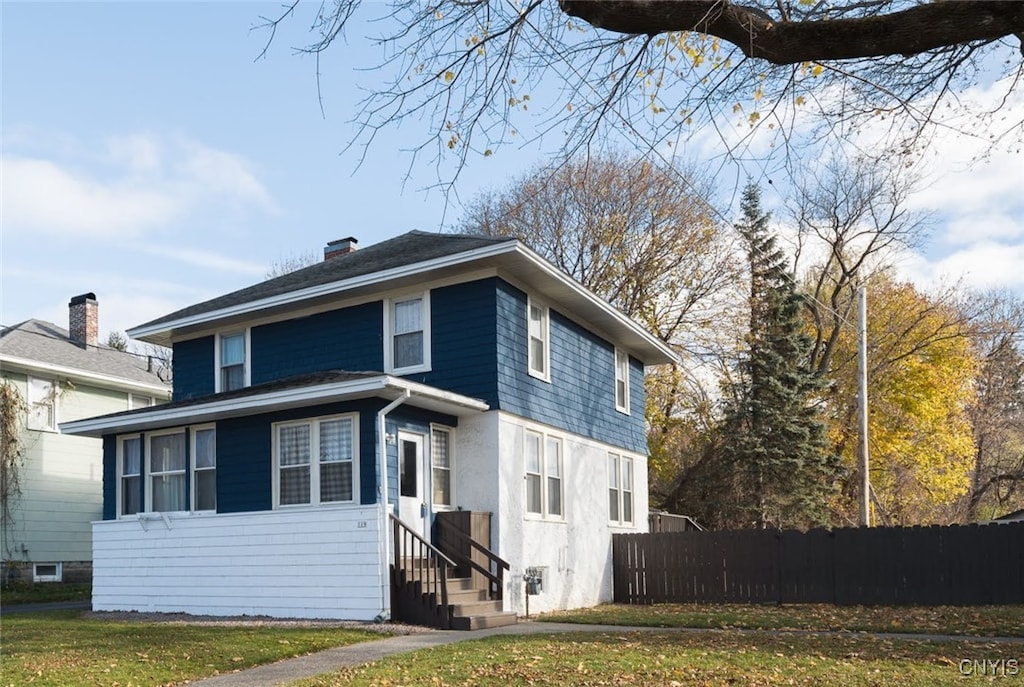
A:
92,505,385,619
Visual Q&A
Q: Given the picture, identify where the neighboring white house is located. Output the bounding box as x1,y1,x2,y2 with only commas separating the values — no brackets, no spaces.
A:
0,294,171,583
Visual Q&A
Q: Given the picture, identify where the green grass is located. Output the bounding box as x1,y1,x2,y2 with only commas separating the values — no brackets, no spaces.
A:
1,582,91,605
292,631,1017,686
538,603,1024,637
0,610,388,687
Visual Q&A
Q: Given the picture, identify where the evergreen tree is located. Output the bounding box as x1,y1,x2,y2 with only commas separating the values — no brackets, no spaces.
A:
721,184,837,529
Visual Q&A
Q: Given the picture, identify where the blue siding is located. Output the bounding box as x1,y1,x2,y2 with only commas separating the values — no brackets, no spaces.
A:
494,280,647,453
251,302,384,383
102,435,116,520
216,399,387,514
412,280,499,404
173,336,214,401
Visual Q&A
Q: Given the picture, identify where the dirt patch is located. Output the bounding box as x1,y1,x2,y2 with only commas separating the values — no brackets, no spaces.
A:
83,610,433,634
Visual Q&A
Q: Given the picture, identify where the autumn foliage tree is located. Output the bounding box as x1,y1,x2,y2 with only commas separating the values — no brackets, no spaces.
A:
821,275,977,525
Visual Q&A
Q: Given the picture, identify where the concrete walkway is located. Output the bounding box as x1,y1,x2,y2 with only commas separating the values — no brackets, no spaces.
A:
189,620,1024,687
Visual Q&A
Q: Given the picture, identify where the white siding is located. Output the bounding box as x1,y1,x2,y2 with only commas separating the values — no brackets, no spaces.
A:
93,506,386,619
455,410,648,615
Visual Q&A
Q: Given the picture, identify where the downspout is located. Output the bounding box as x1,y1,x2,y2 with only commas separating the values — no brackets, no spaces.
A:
375,388,411,621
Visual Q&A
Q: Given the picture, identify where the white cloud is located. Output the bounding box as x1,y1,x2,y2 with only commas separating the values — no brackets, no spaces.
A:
898,241,1024,293
1,156,179,237
141,244,267,276
0,132,277,239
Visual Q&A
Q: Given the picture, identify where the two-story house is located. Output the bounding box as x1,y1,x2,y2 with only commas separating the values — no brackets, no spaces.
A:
1,294,171,584
62,232,675,626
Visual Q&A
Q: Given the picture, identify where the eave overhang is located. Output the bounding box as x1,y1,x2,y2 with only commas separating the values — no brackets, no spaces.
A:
0,355,171,397
127,241,678,366
59,374,489,438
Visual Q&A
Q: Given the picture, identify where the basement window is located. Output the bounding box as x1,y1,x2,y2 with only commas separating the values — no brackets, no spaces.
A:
33,563,62,583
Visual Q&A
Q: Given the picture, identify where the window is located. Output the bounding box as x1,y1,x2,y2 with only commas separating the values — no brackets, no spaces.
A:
386,293,430,373
614,348,630,414
218,331,247,392
275,414,357,507
120,436,141,516
431,426,453,508
129,394,153,410
148,431,186,512
192,427,216,511
527,299,550,381
608,453,634,525
27,376,56,431
546,436,563,517
524,429,563,519
33,563,61,583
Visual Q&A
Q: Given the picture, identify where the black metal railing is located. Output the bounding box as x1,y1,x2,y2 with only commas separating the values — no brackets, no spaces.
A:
435,516,510,601
390,513,457,613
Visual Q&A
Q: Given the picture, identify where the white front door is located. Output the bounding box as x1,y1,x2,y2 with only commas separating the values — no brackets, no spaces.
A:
397,431,427,540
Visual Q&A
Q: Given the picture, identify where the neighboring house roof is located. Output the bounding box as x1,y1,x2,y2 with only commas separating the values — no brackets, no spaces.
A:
61,369,489,437
0,319,170,394
992,508,1024,523
128,230,677,365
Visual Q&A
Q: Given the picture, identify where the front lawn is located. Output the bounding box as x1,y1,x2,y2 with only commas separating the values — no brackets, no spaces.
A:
0,610,388,687
539,603,1024,637
292,631,1017,686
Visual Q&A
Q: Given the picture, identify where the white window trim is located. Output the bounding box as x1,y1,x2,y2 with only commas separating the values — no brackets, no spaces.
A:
383,291,432,375
430,424,455,511
191,424,217,512
614,348,631,415
26,375,57,432
608,452,635,526
32,563,62,583
524,428,565,522
116,434,142,519
214,329,251,393
527,297,551,382
145,428,188,514
272,412,360,508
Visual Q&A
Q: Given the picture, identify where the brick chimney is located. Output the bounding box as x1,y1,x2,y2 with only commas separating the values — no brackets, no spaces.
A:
69,293,99,347
324,237,358,260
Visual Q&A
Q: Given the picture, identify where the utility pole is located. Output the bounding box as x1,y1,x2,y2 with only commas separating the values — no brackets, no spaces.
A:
857,286,871,527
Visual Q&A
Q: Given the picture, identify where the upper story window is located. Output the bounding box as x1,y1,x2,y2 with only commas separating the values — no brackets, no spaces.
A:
608,452,634,526
614,348,630,414
129,394,153,410
527,298,550,381
524,429,564,520
192,426,217,512
274,414,358,508
27,376,56,431
217,331,248,392
385,293,430,374
431,426,454,508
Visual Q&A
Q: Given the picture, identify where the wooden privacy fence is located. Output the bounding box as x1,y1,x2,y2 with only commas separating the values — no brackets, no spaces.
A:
613,522,1024,606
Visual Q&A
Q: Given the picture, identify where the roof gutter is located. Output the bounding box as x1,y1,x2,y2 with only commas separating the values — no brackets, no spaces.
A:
375,389,411,622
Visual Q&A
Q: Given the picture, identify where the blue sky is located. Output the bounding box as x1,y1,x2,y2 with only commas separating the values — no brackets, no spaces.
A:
3,2,1022,340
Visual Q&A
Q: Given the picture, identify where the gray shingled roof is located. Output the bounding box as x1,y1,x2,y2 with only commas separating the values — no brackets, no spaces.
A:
137,231,514,330
0,319,170,389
